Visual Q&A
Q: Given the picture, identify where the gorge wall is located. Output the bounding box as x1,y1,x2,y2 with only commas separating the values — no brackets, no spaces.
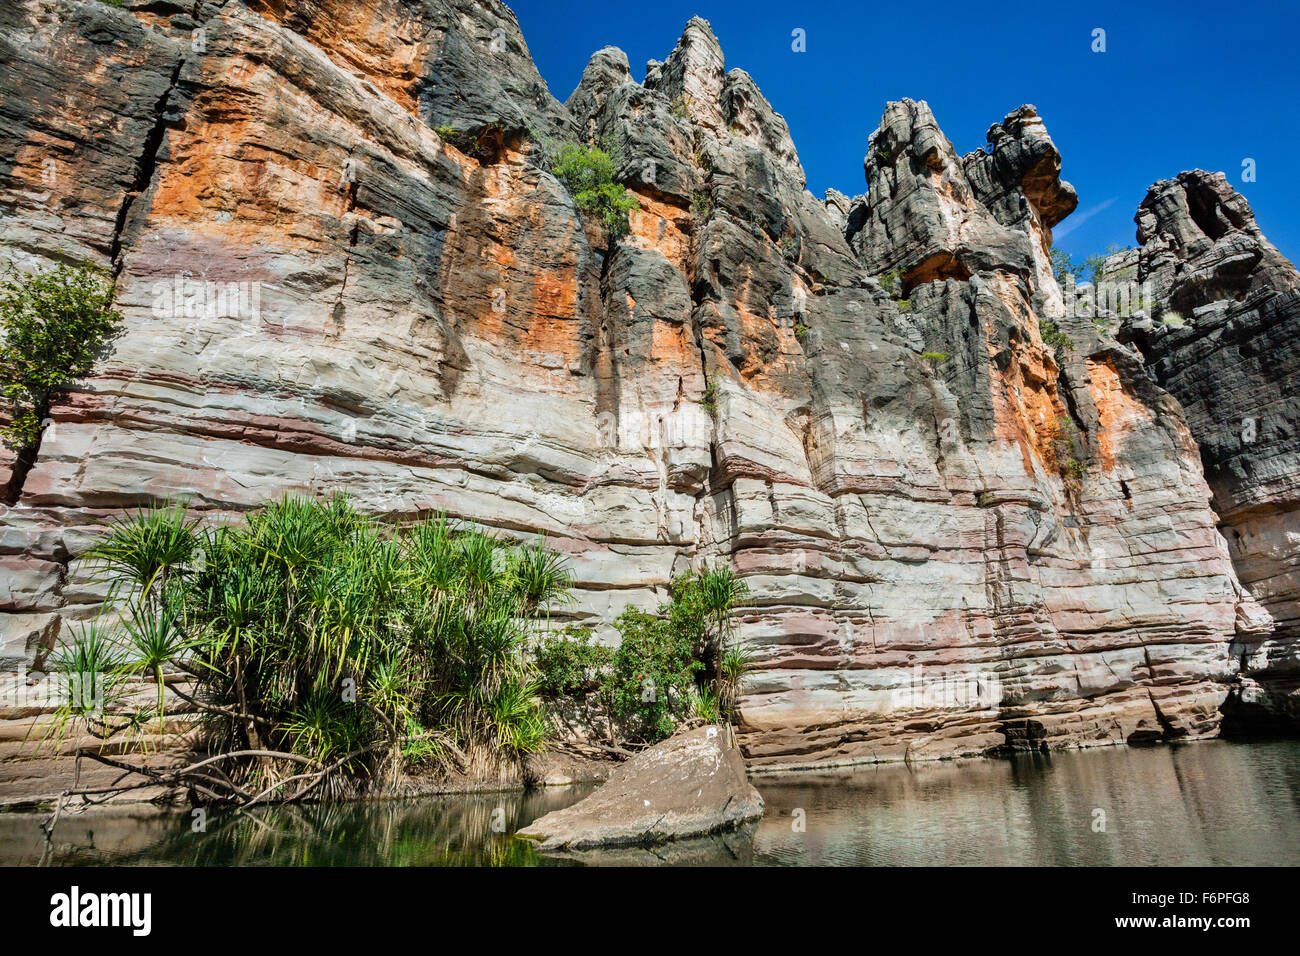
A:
0,0,1294,770
1102,172,1300,727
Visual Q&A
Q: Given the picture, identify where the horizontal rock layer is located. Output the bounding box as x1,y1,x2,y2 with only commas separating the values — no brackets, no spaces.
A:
0,0,1293,771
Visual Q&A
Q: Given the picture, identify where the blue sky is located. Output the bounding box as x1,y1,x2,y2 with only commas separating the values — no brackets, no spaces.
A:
510,0,1300,263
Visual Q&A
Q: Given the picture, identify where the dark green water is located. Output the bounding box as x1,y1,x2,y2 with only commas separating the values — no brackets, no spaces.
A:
4,739,1298,866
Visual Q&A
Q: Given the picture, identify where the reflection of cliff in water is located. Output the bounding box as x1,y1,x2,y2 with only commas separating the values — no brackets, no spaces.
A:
5,740,1300,867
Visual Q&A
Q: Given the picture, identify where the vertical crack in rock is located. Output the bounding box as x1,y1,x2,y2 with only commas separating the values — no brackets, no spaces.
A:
109,54,185,274
331,152,362,334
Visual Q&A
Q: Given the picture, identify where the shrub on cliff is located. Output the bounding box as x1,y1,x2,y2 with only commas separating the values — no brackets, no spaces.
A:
550,142,639,239
51,495,573,800
0,263,121,451
604,607,702,742
534,565,751,745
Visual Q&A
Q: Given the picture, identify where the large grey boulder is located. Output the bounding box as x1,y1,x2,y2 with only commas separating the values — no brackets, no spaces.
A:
517,725,764,851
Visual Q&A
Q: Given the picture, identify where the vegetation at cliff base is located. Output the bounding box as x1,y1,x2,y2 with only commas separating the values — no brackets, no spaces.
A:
46,495,754,806
550,142,639,238
51,496,571,799
533,565,750,745
0,263,121,451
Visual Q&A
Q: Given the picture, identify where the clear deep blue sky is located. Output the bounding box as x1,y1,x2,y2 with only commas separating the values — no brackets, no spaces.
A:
510,0,1300,263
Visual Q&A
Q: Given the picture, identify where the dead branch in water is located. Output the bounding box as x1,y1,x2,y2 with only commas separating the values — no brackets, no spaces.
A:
36,732,456,860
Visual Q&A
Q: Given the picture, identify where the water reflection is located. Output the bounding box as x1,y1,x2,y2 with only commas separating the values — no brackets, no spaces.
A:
3,740,1297,866
3,785,597,867
750,740,1300,866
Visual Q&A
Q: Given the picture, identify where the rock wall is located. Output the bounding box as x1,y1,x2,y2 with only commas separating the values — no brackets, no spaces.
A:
0,0,1291,768
1103,171,1300,726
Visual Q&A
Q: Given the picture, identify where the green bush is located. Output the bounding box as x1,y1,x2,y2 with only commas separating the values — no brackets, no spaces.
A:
878,268,905,298
534,626,611,700
532,565,751,745
700,382,718,414
604,607,701,742
1039,319,1074,355
690,188,713,219
0,263,122,450
1051,416,1087,484
56,496,574,793
550,142,639,238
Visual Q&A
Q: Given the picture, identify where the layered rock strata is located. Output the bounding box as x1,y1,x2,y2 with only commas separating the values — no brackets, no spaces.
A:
0,0,1290,771
1102,171,1300,726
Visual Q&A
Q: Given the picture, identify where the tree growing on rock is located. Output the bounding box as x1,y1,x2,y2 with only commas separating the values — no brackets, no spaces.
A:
549,142,640,239
0,263,122,495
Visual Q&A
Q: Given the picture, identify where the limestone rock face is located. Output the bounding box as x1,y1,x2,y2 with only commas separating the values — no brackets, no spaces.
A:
0,1,1292,768
1104,171,1300,725
517,725,763,850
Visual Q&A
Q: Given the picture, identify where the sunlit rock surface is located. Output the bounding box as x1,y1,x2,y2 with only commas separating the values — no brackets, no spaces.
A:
0,0,1294,768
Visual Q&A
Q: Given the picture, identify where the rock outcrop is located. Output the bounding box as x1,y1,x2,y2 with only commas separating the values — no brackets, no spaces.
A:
0,0,1294,774
517,725,763,850
1102,171,1300,726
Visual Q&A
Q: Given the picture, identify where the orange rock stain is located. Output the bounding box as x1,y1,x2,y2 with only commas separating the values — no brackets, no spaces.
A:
1086,355,1152,471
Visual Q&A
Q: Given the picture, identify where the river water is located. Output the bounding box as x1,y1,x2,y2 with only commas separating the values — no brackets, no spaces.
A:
3,739,1297,866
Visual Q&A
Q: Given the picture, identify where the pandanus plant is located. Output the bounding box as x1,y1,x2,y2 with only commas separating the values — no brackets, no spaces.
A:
54,494,574,796
85,502,199,732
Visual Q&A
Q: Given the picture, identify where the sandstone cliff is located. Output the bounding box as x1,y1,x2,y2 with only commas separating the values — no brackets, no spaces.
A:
1101,171,1300,727
0,0,1293,769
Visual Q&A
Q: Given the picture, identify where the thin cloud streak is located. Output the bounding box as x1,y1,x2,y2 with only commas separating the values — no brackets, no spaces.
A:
1053,197,1118,239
